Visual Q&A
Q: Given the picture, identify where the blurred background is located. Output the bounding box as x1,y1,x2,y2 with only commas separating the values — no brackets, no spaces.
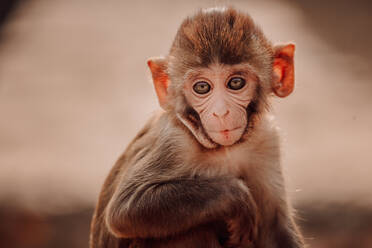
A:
0,0,371,247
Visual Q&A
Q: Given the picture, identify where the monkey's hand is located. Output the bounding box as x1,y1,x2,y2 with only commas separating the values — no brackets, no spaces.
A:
226,217,257,248
105,173,257,240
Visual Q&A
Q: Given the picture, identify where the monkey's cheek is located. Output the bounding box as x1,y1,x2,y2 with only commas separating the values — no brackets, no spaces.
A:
207,128,244,146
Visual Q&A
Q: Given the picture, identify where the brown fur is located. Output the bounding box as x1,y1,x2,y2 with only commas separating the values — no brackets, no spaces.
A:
90,7,304,248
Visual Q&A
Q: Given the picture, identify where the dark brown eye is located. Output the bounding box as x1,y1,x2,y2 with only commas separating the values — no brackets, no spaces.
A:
227,77,246,90
193,81,211,94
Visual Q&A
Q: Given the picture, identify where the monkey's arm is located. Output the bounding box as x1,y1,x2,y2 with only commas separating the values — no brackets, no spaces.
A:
105,173,257,240
268,201,305,248
275,217,304,248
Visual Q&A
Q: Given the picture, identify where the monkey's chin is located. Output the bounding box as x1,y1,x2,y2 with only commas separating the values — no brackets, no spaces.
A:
207,127,244,147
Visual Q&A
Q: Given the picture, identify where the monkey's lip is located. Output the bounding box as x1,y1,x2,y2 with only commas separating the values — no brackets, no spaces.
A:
206,126,242,133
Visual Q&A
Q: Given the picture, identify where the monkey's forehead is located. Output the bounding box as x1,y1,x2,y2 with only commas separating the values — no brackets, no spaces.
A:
169,8,273,71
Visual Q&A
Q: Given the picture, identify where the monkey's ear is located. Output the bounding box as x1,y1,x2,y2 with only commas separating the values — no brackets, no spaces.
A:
272,43,295,97
147,57,169,109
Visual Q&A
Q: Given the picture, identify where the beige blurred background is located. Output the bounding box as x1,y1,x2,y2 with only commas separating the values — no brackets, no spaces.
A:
0,0,371,247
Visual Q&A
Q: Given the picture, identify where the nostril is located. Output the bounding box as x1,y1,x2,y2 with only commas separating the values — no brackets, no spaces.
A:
224,110,230,117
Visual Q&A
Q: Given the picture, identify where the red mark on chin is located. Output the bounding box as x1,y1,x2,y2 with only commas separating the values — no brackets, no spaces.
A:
221,130,229,139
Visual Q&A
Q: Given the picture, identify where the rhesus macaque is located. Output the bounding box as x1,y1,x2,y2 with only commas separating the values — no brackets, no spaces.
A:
90,7,304,248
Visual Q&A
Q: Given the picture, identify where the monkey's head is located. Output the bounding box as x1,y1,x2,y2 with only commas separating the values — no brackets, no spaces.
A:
148,7,295,149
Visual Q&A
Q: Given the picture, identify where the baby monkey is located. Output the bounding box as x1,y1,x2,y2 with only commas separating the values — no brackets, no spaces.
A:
90,7,304,248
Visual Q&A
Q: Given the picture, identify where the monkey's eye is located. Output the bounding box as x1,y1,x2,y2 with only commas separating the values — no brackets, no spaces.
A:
193,81,211,94
227,77,246,90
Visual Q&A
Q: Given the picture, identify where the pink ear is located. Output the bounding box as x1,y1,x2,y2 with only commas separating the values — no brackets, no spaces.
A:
272,43,295,98
147,57,169,109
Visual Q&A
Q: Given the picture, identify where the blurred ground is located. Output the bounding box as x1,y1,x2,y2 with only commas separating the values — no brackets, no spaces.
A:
0,0,371,247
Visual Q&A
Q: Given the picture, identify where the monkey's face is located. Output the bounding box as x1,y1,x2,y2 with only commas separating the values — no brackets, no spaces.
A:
148,8,295,149
183,63,258,146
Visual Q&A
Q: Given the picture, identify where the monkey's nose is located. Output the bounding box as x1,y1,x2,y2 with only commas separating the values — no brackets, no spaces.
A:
213,110,230,118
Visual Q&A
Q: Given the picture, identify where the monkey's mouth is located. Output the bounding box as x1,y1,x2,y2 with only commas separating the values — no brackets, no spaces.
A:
205,126,245,146
206,126,243,134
